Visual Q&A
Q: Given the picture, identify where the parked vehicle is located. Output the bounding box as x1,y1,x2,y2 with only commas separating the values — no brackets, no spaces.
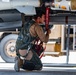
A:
0,0,76,63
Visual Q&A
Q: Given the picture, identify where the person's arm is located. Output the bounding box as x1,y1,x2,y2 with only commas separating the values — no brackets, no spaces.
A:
35,25,51,43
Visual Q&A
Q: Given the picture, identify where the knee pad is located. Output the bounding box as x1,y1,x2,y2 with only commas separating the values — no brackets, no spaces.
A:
22,60,35,70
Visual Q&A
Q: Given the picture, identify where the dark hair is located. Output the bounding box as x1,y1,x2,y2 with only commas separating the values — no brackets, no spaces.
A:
33,8,45,19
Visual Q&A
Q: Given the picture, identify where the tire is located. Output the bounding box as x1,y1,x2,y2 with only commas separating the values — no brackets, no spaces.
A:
0,34,18,63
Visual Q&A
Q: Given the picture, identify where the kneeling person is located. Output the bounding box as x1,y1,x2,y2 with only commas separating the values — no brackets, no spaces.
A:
15,9,51,71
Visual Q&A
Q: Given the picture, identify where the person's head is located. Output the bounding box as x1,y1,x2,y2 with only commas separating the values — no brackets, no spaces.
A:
33,9,45,24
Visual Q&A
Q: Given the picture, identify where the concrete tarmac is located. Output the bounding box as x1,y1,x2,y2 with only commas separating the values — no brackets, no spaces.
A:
0,69,76,75
0,63,76,75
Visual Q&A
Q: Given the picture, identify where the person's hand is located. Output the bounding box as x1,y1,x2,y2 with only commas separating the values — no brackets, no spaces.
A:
46,29,51,35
